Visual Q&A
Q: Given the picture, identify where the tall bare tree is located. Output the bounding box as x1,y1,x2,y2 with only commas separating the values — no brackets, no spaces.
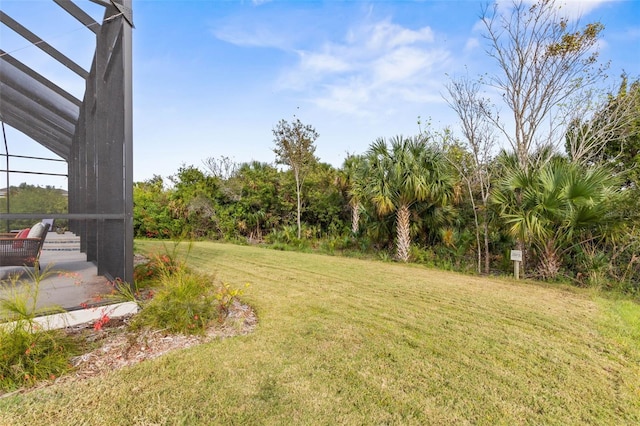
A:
203,155,238,180
203,155,241,201
444,77,496,273
273,117,319,239
564,75,640,166
481,0,606,169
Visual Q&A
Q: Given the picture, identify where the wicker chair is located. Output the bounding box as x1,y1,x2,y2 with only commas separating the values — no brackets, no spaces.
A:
0,223,50,269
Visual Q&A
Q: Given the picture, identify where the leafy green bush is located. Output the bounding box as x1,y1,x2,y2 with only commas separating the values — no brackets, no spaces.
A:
317,234,357,255
410,246,438,266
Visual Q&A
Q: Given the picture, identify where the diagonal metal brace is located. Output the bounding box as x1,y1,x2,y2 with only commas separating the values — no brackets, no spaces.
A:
110,0,134,28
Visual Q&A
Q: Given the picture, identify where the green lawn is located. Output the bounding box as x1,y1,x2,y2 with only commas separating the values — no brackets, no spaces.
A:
1,241,639,425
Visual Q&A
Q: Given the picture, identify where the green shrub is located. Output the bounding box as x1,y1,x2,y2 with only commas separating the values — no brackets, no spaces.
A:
0,325,77,391
133,248,183,285
131,269,219,334
410,246,437,266
131,244,246,335
106,278,153,310
0,266,79,391
131,269,246,335
317,234,356,255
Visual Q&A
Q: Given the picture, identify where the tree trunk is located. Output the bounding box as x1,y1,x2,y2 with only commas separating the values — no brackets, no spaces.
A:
483,217,490,274
396,204,411,262
466,180,482,274
538,239,561,280
295,171,301,239
351,202,360,235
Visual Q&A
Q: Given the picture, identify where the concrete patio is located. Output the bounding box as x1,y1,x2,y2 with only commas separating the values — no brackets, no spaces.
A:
0,232,115,314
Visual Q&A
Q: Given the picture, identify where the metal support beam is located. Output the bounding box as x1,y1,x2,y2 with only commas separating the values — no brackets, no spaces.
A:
0,50,81,107
0,83,75,136
0,11,89,79
0,78,78,126
53,0,101,35
110,0,134,28
121,0,134,285
88,0,112,8
1,213,125,220
0,52,80,158
0,101,71,158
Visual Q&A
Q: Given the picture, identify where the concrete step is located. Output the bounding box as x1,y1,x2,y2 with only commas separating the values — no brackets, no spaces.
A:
42,232,81,251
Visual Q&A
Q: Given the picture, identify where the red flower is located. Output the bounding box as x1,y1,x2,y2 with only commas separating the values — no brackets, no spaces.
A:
93,314,110,331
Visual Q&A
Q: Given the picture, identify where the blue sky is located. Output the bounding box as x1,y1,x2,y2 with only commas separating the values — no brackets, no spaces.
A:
1,0,639,188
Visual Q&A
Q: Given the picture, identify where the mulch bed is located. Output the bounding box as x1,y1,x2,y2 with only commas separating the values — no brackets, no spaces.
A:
0,300,257,398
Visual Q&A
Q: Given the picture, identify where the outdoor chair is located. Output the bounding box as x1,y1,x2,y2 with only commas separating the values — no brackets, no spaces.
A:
0,222,51,270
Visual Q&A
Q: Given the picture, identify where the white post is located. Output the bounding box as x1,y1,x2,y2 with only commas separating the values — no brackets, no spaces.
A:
510,250,523,280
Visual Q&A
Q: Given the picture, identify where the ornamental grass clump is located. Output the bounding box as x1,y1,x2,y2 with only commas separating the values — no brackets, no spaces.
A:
0,323,77,391
133,243,184,286
0,265,79,392
130,244,245,335
130,269,221,335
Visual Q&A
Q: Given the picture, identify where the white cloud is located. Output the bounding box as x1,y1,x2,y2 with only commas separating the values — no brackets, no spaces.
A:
464,37,480,53
372,47,444,84
212,25,290,49
299,50,353,74
313,80,372,116
359,21,434,50
498,0,612,20
555,0,613,19
276,18,450,116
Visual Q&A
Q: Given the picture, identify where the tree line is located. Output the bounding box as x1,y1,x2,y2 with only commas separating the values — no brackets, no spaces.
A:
0,183,68,232
3,1,637,293
133,1,639,292
134,0,640,289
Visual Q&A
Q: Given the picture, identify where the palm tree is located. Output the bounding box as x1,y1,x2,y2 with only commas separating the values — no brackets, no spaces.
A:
363,135,453,262
337,154,368,235
492,156,622,279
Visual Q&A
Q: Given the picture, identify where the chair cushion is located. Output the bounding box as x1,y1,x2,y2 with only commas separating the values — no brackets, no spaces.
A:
12,228,31,249
27,222,46,239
